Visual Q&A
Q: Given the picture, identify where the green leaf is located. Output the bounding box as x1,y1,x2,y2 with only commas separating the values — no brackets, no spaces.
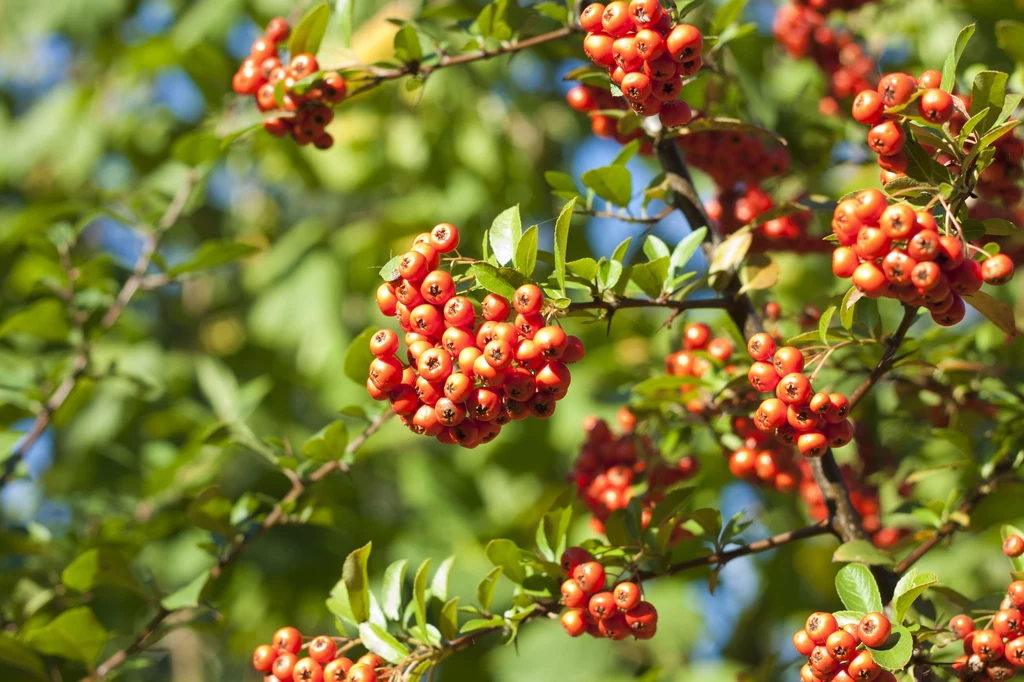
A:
581,165,632,207
343,328,377,385
357,622,411,664
475,0,520,40
941,24,975,92
381,560,408,622
336,0,357,47
612,236,632,263
476,566,503,611
392,24,422,63
160,571,210,610
289,3,331,57
970,71,1008,135
979,120,1022,152
709,228,752,276
62,548,140,594
647,487,694,528
963,291,1017,336
544,171,582,200
834,564,883,614
0,299,69,342
566,258,599,282
632,374,700,397
612,139,641,166
670,227,707,273
302,420,349,461
554,198,576,295
168,240,259,276
23,607,106,665
630,256,670,298
439,597,460,641
984,218,1018,236
470,263,524,300
379,255,402,281
739,253,778,294
490,205,522,266
0,633,46,680
515,225,538,276
643,235,671,261
711,0,748,35
832,610,865,627
343,542,372,624
819,305,836,344
832,540,894,566
431,556,455,603
676,0,705,17
866,623,914,671
413,558,431,635
840,286,861,331
892,569,938,623
485,539,525,584
996,20,1024,64
460,616,504,634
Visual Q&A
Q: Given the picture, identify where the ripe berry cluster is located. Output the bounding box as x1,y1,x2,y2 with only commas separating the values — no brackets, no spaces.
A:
727,414,803,492
664,321,744,414
579,1,703,129
252,627,385,682
745,333,854,457
793,611,897,682
707,186,812,244
369,225,584,447
230,17,347,148
559,547,659,640
772,2,878,115
830,189,1016,326
572,414,698,536
852,69,1024,207
947,580,1024,679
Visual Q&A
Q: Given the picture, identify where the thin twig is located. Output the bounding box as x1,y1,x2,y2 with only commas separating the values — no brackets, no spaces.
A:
83,411,393,681
848,304,919,410
564,296,731,314
0,171,200,492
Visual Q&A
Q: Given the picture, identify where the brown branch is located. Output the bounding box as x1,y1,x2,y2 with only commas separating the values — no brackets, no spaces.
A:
0,172,200,492
575,206,675,224
848,304,920,410
342,26,576,99
83,410,393,681
565,296,731,314
894,458,1018,575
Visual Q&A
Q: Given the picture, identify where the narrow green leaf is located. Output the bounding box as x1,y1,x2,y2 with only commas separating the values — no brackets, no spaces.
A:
476,566,503,611
431,556,455,603
381,560,409,622
358,622,411,664
840,286,861,331
963,291,1017,336
819,305,836,344
554,198,576,295
490,205,522,266
413,558,431,635
670,227,707,273
289,3,331,56
392,24,423,63
643,235,671,261
439,597,460,641
515,225,538,276
834,564,883,615
160,571,209,610
941,24,976,92
711,0,748,35
343,542,373,624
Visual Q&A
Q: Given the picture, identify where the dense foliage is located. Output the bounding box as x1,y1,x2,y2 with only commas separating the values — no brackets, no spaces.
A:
1,1,1024,681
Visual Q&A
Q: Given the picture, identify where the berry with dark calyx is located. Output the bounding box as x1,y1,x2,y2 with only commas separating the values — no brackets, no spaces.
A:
806,612,839,644
308,636,336,664
858,612,892,648
273,627,303,655
613,582,642,611
561,608,587,637
254,645,279,673
574,561,607,593
292,657,323,682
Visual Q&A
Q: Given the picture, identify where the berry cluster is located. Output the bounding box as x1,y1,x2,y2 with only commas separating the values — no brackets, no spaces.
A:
559,547,659,640
772,2,878,115
946,580,1024,679
706,186,812,244
678,122,790,190
572,414,698,536
727,415,803,493
793,611,897,682
369,225,584,447
830,189,1016,326
230,17,347,148
579,1,703,129
252,627,385,682
745,333,854,457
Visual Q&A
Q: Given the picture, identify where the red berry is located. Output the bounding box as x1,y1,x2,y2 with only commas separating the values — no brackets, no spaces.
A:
1004,534,1024,558
858,612,892,648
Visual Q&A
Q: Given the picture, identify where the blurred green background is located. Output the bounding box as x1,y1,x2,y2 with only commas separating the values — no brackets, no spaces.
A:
1,0,1024,681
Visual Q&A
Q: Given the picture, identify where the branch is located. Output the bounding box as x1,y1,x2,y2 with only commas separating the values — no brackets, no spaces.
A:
565,296,731,314
894,457,1018,575
0,171,200,492
343,27,576,98
848,304,919,410
83,410,393,681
